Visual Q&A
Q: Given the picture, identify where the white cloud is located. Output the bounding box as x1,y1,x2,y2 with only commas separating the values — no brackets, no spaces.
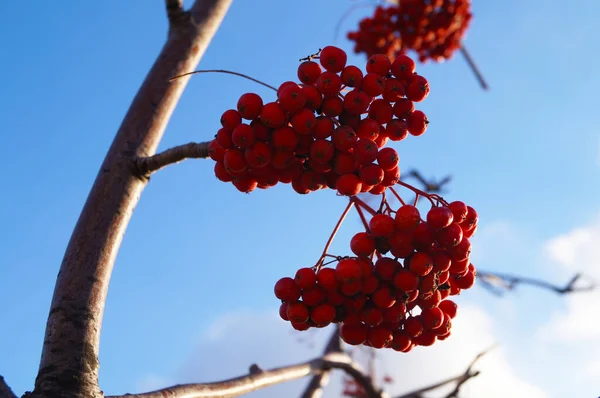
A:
139,304,546,398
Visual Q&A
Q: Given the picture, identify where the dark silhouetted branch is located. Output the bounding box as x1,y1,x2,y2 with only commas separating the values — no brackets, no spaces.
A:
165,0,186,24
477,271,596,296
401,169,452,194
135,141,211,176
460,46,489,91
300,327,343,398
0,376,16,398
108,352,385,398
395,346,495,398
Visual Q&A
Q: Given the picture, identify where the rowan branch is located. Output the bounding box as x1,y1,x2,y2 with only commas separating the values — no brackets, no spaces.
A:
300,326,343,398
134,141,211,176
477,271,596,296
165,0,186,24
0,376,16,398
31,0,232,396
394,346,495,398
459,46,489,91
108,352,384,398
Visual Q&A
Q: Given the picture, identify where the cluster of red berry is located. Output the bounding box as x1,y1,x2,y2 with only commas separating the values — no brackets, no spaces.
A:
207,46,430,194
347,0,472,63
274,193,478,351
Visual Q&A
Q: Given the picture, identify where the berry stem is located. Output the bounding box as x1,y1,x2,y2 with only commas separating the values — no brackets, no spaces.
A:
353,201,372,233
395,182,436,206
387,187,406,206
315,200,356,268
460,46,489,91
169,69,277,91
350,196,378,216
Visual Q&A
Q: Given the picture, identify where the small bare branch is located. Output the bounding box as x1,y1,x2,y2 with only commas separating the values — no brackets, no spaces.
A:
134,141,211,176
401,169,452,194
477,271,596,296
165,0,186,24
0,376,17,398
300,327,343,398
459,46,489,91
108,352,384,398
169,69,277,91
394,346,495,398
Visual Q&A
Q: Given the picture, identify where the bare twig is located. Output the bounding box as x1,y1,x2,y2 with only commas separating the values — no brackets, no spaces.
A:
108,352,384,398
165,0,186,24
401,169,452,194
300,327,343,398
394,347,495,398
169,69,277,91
0,376,16,398
477,271,596,296
459,46,489,91
31,0,232,396
135,141,211,176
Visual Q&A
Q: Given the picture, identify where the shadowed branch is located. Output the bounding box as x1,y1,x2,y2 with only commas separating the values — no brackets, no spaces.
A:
165,0,186,24
477,271,596,296
0,376,16,398
134,141,211,176
108,352,384,398
300,327,343,398
395,346,495,398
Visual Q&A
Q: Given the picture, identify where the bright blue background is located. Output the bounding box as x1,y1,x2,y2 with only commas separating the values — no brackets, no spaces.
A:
1,0,599,396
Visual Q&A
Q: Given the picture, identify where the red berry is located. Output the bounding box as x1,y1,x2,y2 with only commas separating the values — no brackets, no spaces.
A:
350,232,376,257
391,55,416,79
406,110,428,136
208,140,226,162
278,83,306,113
274,277,301,301
436,223,464,248
372,287,396,309
231,123,255,148
302,286,327,307
427,207,454,230
317,267,338,290
359,163,384,186
220,109,242,130
336,173,362,196
407,252,433,276
297,61,322,84
368,327,393,348
340,323,368,345
341,65,364,87
237,93,263,120
391,332,412,351
287,301,309,323
406,74,430,102
377,147,399,170
223,149,248,173
260,102,287,128
295,267,317,290
393,269,419,292
309,140,335,163
385,119,409,142
319,46,347,73
310,303,336,325
375,257,398,280
353,139,378,164
439,300,458,319
421,307,444,330
279,302,289,321
316,71,343,96
244,142,271,168
369,214,396,237
395,205,421,231
448,201,468,223
336,258,362,284
361,73,385,96
392,98,414,119
404,316,423,337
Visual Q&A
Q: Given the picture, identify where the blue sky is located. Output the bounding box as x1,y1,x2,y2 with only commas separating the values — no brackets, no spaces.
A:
1,0,600,397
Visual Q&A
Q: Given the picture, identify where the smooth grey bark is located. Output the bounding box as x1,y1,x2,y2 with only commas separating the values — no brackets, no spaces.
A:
29,1,231,397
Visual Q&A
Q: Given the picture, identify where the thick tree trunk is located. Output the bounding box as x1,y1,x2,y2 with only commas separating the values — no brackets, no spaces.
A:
29,1,231,397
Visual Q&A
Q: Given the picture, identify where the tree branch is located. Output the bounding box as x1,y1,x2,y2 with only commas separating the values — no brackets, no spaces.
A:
108,352,384,398
0,376,16,398
477,271,596,296
31,1,232,396
300,326,343,398
394,347,495,398
135,141,211,176
165,0,186,24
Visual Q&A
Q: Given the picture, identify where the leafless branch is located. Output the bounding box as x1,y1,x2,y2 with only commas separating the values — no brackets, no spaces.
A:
401,169,452,194
0,376,16,398
108,352,384,398
31,0,232,396
459,46,489,91
300,327,343,398
394,346,495,398
477,271,596,296
134,141,211,176
165,0,186,24
169,69,277,91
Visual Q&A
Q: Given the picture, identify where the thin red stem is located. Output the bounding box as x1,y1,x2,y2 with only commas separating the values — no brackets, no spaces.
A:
354,203,371,233
315,200,355,268
388,187,406,206
396,181,436,206
350,196,378,216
